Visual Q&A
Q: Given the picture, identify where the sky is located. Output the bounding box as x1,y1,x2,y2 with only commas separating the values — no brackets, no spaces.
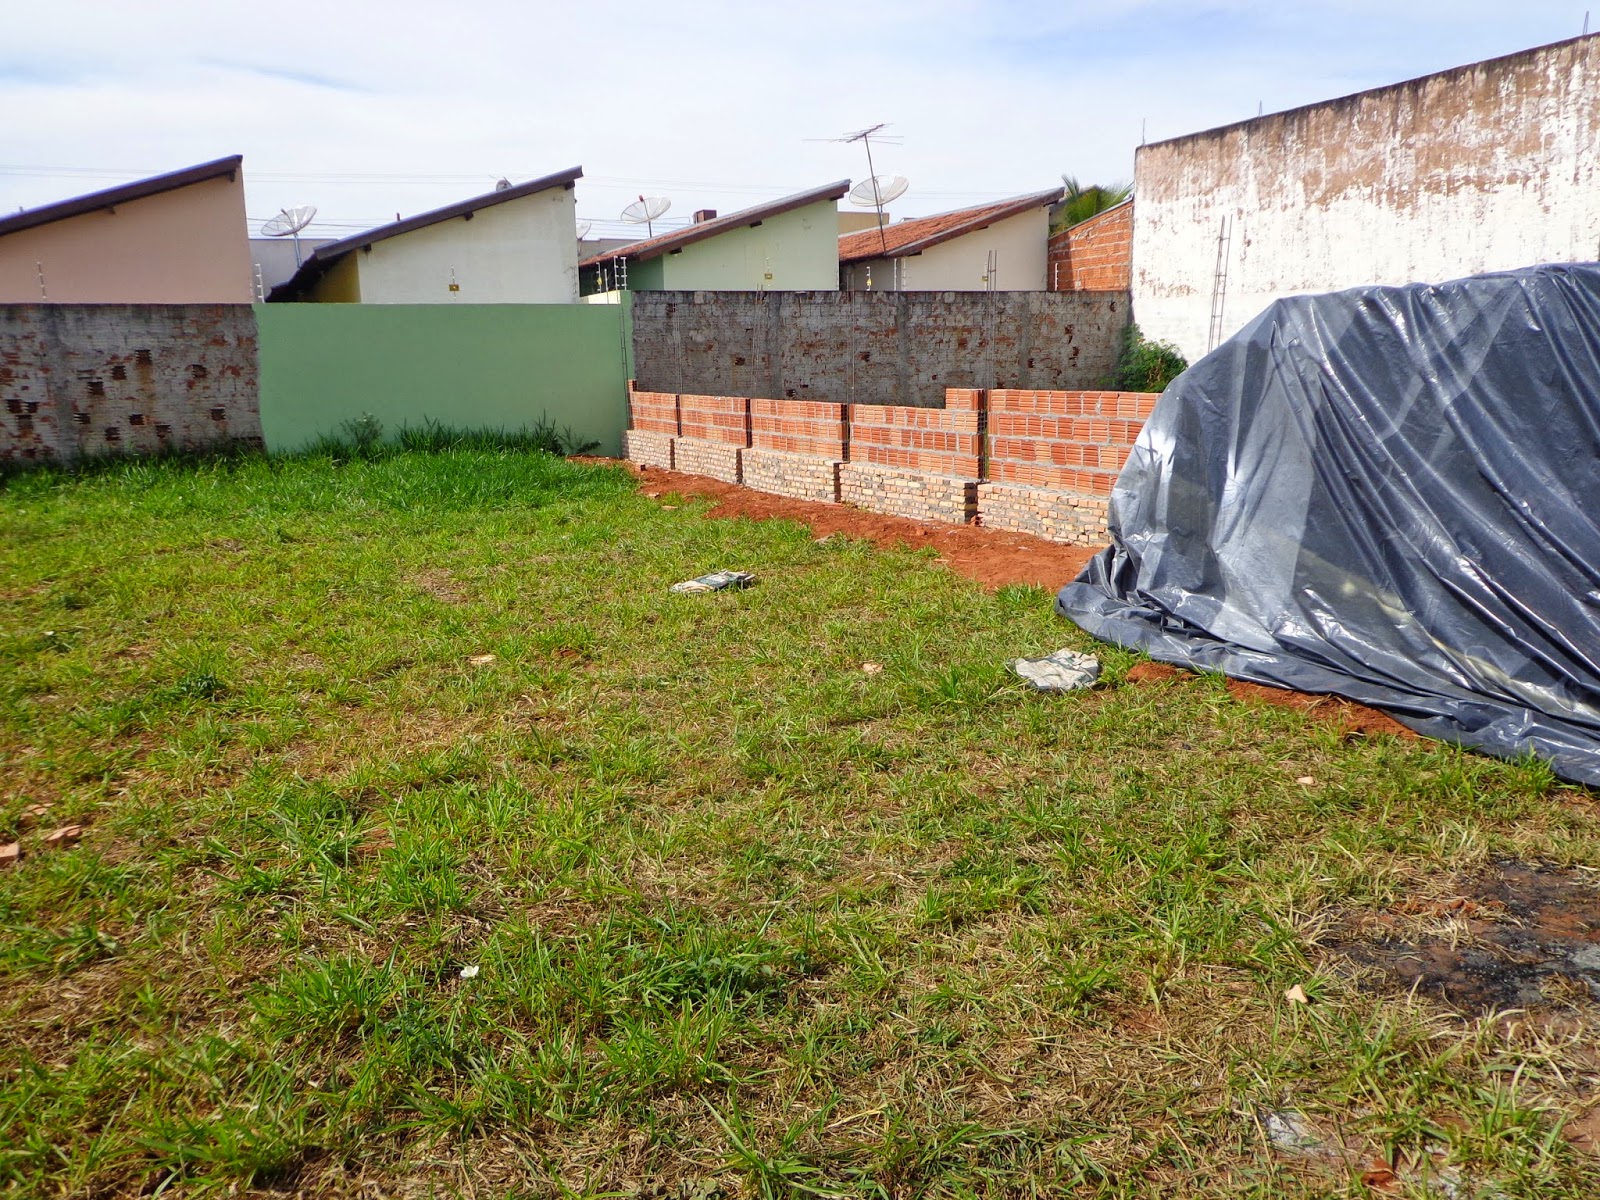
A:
2,1,1594,241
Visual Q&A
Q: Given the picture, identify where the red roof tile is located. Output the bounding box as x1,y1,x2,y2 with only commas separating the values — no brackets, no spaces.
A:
837,188,1063,263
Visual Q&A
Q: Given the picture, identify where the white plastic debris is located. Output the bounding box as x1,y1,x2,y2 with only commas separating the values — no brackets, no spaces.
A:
670,570,756,594
1012,649,1101,692
1260,1108,1323,1155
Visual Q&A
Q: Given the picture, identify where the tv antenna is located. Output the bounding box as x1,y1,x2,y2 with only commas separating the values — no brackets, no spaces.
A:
830,123,902,252
622,195,671,237
260,205,317,266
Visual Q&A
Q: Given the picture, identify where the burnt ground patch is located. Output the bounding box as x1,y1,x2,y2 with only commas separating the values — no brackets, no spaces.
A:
1331,861,1600,1013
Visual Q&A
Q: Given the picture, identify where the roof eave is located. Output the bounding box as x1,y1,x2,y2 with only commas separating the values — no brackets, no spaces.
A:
0,155,245,239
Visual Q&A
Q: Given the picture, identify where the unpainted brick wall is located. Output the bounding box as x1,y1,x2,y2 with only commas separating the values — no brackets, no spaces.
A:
677,393,750,446
631,289,1128,408
986,389,1155,495
846,388,981,477
750,398,845,459
626,381,679,435
1048,203,1134,293
0,304,262,465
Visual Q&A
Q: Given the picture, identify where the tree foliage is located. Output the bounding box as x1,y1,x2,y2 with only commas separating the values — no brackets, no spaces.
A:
1052,176,1133,233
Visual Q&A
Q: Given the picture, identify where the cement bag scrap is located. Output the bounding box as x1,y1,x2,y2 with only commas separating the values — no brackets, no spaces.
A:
670,570,755,594
1057,264,1600,785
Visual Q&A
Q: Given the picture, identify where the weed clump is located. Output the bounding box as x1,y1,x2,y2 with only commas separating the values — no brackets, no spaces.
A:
1111,322,1188,393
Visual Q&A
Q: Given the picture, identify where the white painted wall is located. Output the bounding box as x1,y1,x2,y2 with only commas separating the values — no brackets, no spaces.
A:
1133,34,1600,362
353,185,579,303
842,207,1050,291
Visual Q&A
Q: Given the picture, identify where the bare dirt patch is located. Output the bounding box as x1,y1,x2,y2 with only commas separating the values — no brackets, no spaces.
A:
607,461,1100,592
1332,861,1600,1013
1124,661,1415,739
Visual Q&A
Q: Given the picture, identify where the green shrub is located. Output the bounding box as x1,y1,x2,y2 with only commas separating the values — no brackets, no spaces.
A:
1111,323,1188,393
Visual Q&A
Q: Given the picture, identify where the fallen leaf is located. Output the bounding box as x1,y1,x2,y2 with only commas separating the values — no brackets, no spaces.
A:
1284,983,1310,1005
43,825,84,848
861,662,884,675
1296,775,1316,786
468,654,496,666
1359,1165,1401,1192
662,504,679,510
0,842,19,870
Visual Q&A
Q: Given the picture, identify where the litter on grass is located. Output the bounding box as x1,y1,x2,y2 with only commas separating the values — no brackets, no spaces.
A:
670,570,756,594
1012,649,1101,692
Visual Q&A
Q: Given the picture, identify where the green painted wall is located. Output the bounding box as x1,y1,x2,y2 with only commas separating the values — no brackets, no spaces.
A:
658,199,840,291
255,302,632,455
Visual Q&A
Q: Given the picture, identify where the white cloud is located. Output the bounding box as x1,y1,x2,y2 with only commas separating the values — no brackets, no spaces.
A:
1,0,1589,238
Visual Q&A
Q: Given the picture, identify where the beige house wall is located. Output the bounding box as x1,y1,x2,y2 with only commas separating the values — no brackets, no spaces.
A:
841,208,1051,291
344,186,579,304
0,173,253,304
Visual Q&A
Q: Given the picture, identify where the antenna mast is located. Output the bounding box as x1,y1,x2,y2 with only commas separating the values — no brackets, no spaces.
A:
842,123,894,253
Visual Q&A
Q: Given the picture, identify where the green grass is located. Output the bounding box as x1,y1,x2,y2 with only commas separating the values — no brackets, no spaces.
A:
2,443,1598,1197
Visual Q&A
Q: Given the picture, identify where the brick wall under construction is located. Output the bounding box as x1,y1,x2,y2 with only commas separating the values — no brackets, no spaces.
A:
625,382,1160,544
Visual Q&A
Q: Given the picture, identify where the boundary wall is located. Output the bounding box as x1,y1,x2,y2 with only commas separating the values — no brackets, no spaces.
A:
622,381,1160,544
2,302,634,464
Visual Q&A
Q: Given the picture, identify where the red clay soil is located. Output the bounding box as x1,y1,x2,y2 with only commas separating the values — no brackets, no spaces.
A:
578,459,1415,738
1127,662,1414,739
609,461,1100,592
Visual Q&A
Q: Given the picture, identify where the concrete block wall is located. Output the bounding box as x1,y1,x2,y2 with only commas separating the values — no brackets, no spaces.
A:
631,290,1129,409
1048,202,1134,293
624,386,1160,544
0,304,262,465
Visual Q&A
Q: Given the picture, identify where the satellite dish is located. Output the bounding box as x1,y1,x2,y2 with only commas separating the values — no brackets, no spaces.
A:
260,205,318,267
261,206,316,237
621,195,671,237
493,178,512,191
575,220,593,240
849,176,908,207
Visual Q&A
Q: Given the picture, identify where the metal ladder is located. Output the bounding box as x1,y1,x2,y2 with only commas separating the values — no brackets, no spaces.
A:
1207,216,1232,353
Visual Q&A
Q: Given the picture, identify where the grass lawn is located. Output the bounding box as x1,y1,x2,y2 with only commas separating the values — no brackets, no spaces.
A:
2,442,1598,1198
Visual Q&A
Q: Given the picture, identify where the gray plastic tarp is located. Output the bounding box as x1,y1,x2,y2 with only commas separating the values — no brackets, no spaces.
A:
1057,264,1600,785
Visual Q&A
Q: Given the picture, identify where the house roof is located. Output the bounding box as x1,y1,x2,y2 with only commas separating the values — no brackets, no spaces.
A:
268,165,583,301
837,188,1064,263
578,180,851,268
0,155,244,239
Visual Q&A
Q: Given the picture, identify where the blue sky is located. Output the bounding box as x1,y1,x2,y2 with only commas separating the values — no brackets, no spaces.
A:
1,1,1592,240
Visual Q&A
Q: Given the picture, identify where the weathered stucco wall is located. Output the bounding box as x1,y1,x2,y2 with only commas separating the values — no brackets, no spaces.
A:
0,305,261,464
630,289,1127,407
1133,34,1600,361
